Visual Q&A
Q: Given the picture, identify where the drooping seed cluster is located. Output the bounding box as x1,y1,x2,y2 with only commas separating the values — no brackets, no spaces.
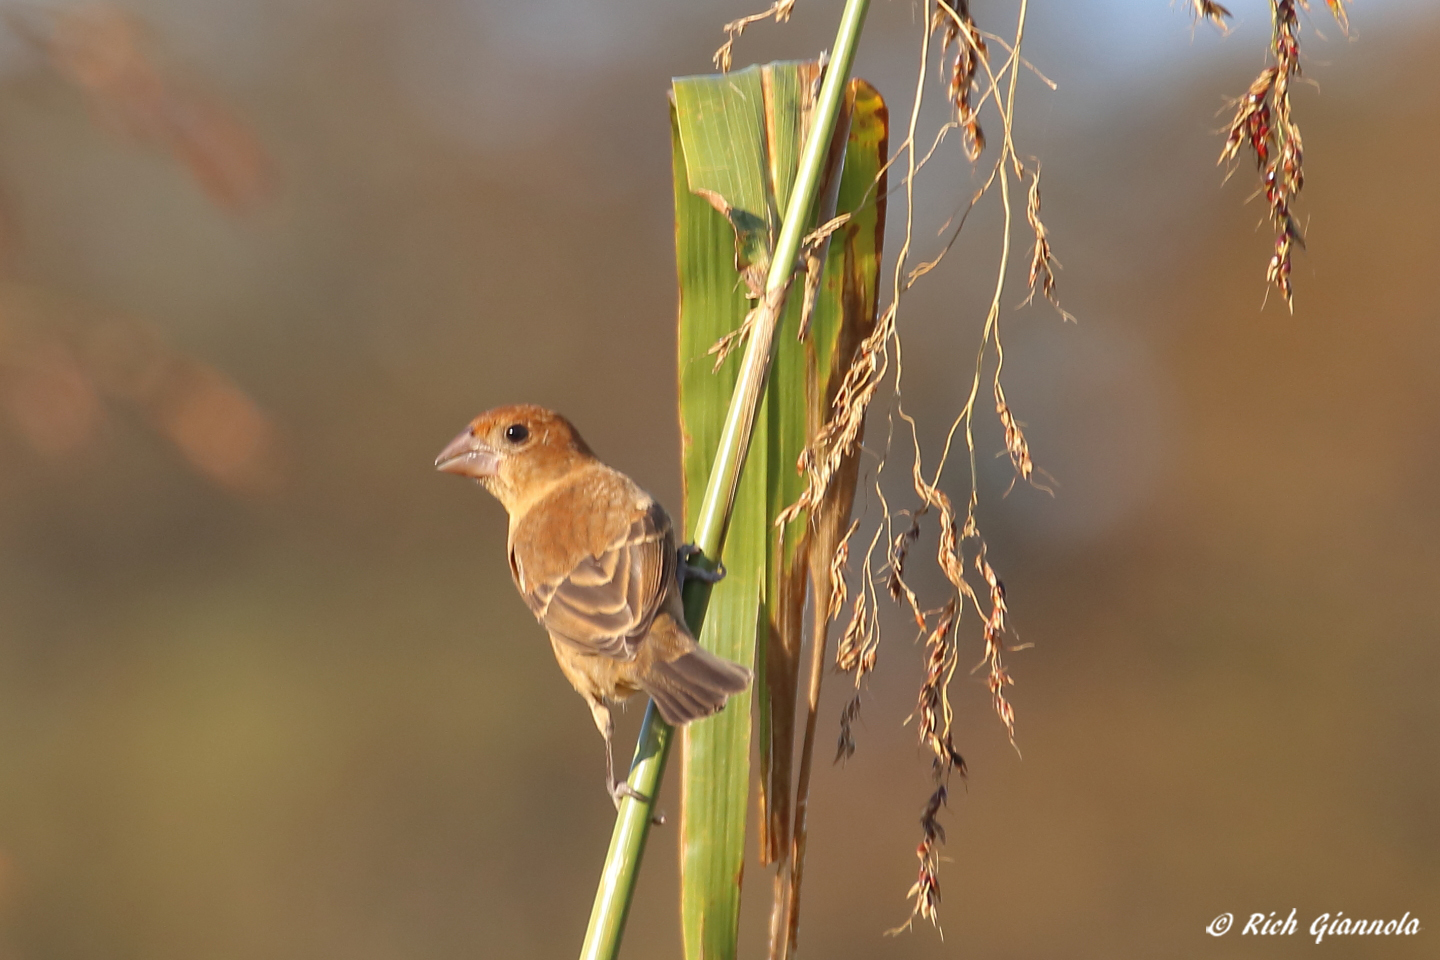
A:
1020,167,1076,323
833,523,879,764
875,471,1017,933
1216,0,1350,309
996,384,1046,499
711,0,795,73
895,598,964,933
932,0,986,161
974,546,1015,744
1191,0,1233,33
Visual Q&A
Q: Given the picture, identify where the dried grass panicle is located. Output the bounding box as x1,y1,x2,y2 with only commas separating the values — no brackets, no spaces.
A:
886,515,927,625
827,520,858,622
871,457,1018,930
931,0,987,161
708,283,787,370
1020,167,1075,323
994,383,1053,496
833,515,884,764
916,480,1018,742
777,305,893,529
779,0,1043,932
995,394,1031,484
1216,0,1349,309
713,0,796,72
707,309,757,371
834,559,879,682
1190,0,1233,33
890,598,967,935
833,549,879,763
914,600,960,767
835,693,863,763
973,545,1017,745
1323,0,1350,35
798,213,853,341
891,836,943,935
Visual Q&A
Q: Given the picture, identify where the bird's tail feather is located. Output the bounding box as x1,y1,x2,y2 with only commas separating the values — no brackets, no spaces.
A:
642,646,752,726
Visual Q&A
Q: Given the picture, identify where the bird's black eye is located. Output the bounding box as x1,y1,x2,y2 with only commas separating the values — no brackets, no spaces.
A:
504,423,530,444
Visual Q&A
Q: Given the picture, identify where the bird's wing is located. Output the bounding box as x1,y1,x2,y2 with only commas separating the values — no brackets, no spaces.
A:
521,499,675,660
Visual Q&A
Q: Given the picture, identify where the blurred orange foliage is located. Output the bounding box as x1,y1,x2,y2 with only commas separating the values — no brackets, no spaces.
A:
0,4,279,494
24,3,275,211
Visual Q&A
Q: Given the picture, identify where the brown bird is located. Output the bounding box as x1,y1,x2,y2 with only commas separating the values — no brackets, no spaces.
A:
435,404,752,805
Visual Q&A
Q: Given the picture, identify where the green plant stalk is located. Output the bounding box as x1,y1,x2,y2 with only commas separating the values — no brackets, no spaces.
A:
576,3,872,959
690,0,872,554
579,703,670,960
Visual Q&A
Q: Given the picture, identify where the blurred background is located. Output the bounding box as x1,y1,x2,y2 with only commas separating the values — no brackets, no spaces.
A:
0,1,1435,957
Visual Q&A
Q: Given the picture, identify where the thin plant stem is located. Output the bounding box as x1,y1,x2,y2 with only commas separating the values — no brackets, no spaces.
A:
772,561,834,957
576,2,873,958
691,0,873,554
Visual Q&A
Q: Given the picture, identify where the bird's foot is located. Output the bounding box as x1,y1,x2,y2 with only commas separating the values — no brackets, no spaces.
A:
609,778,651,808
677,544,726,586
608,779,665,825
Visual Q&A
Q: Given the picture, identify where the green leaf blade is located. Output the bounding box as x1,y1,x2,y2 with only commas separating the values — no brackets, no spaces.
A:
673,103,762,960
671,59,885,960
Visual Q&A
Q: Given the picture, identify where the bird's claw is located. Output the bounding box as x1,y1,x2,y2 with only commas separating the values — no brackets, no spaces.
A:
609,782,665,825
610,779,651,808
677,544,726,586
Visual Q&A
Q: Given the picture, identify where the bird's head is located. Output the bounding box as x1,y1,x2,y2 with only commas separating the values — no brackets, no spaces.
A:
435,404,596,513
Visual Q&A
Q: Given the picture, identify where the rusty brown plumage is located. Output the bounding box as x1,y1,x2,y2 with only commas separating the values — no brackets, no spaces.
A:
436,404,752,805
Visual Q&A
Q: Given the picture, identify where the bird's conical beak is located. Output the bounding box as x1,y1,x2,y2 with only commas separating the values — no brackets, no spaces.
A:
435,429,501,479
